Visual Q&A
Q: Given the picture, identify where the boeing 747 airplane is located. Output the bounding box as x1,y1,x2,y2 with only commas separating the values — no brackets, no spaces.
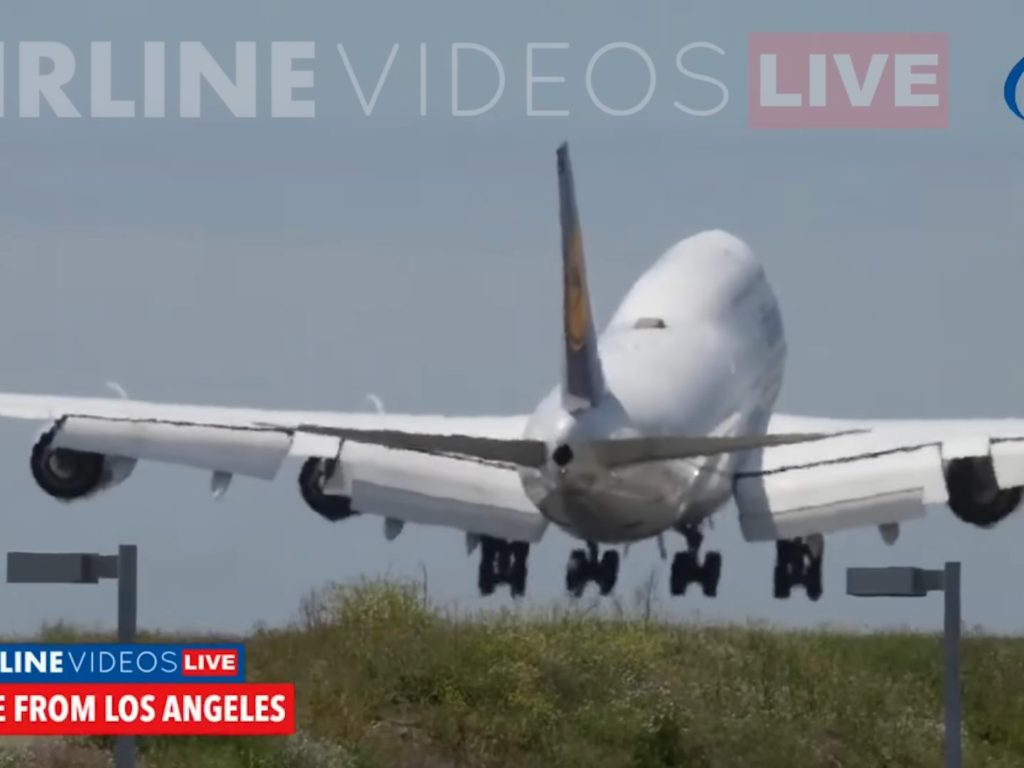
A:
4,143,1023,601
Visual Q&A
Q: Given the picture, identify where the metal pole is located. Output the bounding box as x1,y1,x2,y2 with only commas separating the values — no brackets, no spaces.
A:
944,561,962,768
117,545,137,643
114,545,138,768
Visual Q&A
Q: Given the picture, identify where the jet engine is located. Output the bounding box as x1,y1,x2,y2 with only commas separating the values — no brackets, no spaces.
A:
30,428,137,501
945,455,1024,527
298,457,358,522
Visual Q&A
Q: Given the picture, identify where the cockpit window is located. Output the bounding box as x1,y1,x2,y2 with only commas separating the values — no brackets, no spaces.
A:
633,317,667,329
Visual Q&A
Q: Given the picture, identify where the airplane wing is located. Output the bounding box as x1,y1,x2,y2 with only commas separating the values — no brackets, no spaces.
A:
0,390,851,545
733,412,1024,542
0,392,549,543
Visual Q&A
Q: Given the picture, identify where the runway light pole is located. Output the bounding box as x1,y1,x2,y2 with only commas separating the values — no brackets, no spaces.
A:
7,545,139,768
846,561,961,768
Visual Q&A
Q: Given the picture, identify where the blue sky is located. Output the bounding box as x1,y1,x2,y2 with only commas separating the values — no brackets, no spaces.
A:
0,1,1022,634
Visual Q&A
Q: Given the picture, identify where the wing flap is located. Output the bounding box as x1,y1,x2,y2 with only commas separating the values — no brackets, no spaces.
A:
734,443,943,541
991,439,1024,488
53,416,293,480
739,489,926,541
324,442,548,542
737,417,1024,541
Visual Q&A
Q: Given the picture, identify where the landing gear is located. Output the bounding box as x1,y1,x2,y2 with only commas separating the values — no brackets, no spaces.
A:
477,537,530,597
669,526,722,597
773,536,824,600
565,542,620,597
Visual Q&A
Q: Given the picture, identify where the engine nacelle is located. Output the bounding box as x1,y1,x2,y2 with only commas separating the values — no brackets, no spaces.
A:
30,429,137,501
945,455,1024,527
298,457,358,522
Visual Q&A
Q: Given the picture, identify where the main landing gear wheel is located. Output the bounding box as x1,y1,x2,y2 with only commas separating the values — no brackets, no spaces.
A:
669,525,722,597
565,543,620,597
773,536,824,601
477,537,529,597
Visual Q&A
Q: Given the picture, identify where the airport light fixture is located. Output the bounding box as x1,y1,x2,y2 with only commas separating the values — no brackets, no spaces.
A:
6,545,138,768
846,562,961,768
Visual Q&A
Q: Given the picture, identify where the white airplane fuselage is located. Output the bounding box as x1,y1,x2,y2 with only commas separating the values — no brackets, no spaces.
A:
519,230,786,543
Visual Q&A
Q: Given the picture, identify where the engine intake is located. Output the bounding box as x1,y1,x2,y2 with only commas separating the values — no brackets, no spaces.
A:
299,457,358,522
945,455,1023,527
30,430,135,501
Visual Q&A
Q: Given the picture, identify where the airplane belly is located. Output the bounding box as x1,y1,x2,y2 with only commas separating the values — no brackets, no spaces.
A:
522,461,693,543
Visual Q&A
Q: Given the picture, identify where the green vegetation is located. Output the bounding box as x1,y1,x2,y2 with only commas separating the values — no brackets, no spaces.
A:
5,580,1024,767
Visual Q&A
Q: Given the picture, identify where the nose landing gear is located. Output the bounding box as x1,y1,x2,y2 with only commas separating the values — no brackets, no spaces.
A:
565,542,620,597
669,525,722,597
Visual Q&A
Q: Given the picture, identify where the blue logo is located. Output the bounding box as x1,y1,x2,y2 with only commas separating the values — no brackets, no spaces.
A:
1006,56,1024,120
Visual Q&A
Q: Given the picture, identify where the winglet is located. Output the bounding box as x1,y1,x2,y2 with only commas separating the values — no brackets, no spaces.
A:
557,142,605,412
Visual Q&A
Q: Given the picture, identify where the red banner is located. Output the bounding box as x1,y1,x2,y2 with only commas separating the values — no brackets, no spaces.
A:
0,683,295,735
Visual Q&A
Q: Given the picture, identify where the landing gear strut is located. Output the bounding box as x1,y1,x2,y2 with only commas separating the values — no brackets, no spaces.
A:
565,542,620,597
773,536,823,600
669,526,722,597
477,537,530,597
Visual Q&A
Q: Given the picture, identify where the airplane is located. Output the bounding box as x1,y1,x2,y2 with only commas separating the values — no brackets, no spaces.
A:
5,142,1024,602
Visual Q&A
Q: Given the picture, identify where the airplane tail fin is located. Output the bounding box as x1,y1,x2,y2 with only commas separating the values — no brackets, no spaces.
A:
557,142,605,413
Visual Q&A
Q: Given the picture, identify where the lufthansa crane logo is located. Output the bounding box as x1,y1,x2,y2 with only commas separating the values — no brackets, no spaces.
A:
1006,56,1024,121
565,228,589,352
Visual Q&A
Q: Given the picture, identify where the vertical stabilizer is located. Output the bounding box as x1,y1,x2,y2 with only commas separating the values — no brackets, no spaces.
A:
556,142,605,412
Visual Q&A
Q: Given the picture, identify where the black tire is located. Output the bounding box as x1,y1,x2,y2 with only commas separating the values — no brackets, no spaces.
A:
775,540,794,563
510,562,527,598
702,552,722,597
670,552,697,596
478,555,496,596
773,564,791,599
598,550,619,596
480,536,498,561
511,542,530,565
806,559,823,601
566,550,588,597
496,543,512,583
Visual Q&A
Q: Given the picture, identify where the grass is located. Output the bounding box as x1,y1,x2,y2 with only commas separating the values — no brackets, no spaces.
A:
4,579,1024,767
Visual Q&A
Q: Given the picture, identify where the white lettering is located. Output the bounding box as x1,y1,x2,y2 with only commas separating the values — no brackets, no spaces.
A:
20,42,81,117
180,42,257,118
451,43,505,117
808,53,827,107
674,42,729,116
894,53,939,107
526,42,569,117
419,43,428,116
91,42,135,117
586,42,655,117
759,53,801,107
834,53,887,107
144,42,166,118
337,43,398,116
272,42,315,118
